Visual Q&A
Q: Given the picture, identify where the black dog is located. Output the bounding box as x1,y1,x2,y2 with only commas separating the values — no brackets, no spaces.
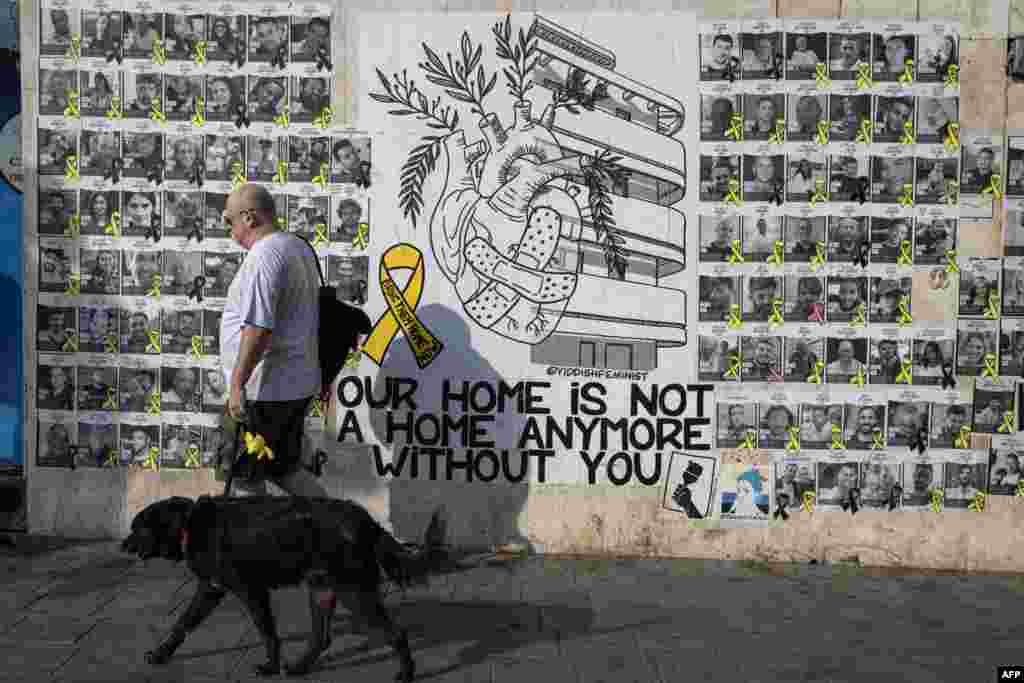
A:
121,495,446,680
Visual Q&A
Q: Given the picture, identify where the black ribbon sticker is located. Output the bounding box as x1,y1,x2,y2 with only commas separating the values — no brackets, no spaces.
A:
232,40,246,68
852,240,869,268
355,161,372,189
724,59,739,83
185,220,203,243
850,176,870,204
146,164,164,186
315,46,332,72
271,44,288,70
907,427,928,455
941,361,957,389
104,158,122,184
769,53,784,80
840,488,860,514
888,485,903,511
188,275,205,303
234,103,250,129
770,179,784,206
105,40,123,64
773,494,790,520
190,160,204,188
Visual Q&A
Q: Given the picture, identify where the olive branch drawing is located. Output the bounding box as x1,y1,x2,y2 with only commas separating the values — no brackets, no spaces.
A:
584,150,628,277
492,15,538,103
419,33,497,119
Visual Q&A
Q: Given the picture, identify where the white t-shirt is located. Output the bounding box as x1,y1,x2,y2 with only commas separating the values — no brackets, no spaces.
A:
220,231,320,401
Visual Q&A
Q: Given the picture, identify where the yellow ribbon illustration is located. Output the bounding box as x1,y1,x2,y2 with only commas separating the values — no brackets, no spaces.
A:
230,161,245,190
273,160,288,184
944,249,959,273
785,425,801,452
313,105,334,129
64,154,79,182
954,425,972,449
899,119,915,145
725,178,741,207
726,304,742,329
65,273,80,296
353,223,370,250
807,359,824,384
312,162,329,191
274,216,287,230
809,178,828,205
145,330,162,354
190,335,204,360
724,352,741,379
983,174,1004,200
810,241,826,271
855,118,873,145
945,64,959,87
102,387,117,410
768,118,785,144
150,97,166,124
850,302,866,327
896,358,913,384
768,298,784,327
850,367,867,387
984,291,1001,320
103,333,118,354
898,183,914,207
147,274,162,298
897,295,913,326
362,244,445,369
146,390,161,415
896,239,913,265
143,445,160,470
151,38,167,65
968,492,986,512
344,347,362,369
998,407,1015,434
738,430,756,450
814,62,831,88
191,96,206,127
898,58,915,85
104,448,118,467
929,488,943,512
244,431,275,461
63,88,80,119
64,212,80,238
66,33,81,62
312,222,329,247
767,240,784,266
726,239,744,264
871,428,885,450
855,61,873,89
830,423,846,450
103,210,121,237
105,96,123,120
61,330,78,352
944,122,960,151
1016,481,1024,497
310,399,324,419
183,445,201,468
815,120,829,145
802,491,816,512
273,105,290,128
725,112,743,142
192,39,207,66
983,353,999,379
945,180,959,206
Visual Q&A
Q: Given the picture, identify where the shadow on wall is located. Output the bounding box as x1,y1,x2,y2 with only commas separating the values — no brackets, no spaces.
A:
365,303,533,553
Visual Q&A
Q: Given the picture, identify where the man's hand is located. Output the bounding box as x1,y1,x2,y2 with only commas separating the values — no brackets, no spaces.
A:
228,384,246,421
672,484,692,508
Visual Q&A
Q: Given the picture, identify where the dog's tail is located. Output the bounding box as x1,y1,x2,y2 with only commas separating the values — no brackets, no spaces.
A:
374,507,447,589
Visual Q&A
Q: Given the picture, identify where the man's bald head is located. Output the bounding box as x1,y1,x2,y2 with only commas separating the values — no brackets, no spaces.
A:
229,183,277,225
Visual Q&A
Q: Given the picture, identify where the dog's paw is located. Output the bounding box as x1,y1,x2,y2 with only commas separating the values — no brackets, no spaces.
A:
145,648,171,666
253,661,281,676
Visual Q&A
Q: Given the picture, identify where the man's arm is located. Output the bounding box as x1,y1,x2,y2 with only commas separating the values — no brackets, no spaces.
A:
231,325,273,394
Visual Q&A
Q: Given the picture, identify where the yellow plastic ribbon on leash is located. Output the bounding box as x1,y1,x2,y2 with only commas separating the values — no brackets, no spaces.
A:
244,431,275,461
310,399,324,419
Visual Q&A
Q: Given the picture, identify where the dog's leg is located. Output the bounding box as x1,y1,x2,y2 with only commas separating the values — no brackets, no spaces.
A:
283,572,335,677
146,581,226,665
353,589,415,683
238,586,282,676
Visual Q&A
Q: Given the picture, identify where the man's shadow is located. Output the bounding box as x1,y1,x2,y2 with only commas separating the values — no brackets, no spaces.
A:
363,303,534,554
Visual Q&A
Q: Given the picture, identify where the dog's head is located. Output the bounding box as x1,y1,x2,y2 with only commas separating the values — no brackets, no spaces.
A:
121,496,195,562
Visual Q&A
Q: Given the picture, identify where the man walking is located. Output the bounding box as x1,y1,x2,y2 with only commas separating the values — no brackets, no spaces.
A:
218,183,329,497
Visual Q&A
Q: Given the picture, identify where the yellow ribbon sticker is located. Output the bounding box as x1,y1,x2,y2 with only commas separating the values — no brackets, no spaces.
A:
871,428,885,450
767,240,784,266
738,430,756,450
855,61,873,89
850,366,867,387
312,222,329,247
65,273,80,296
103,333,118,354
244,431,275,461
724,352,741,379
150,97,166,124
815,120,829,145
353,223,370,250
897,295,913,326
896,358,913,384
61,330,78,352
192,39,207,66
898,58,915,85
145,329,162,354
814,62,831,89
64,212,80,238
768,298,784,327
727,239,744,264
146,390,161,415
191,96,206,127
998,407,1015,434
64,154,79,182
274,215,287,230
809,178,828,205
63,88,80,119
725,178,742,207
785,425,801,452
310,399,324,419
190,335,204,360
896,239,913,265
313,105,334,129
984,291,1001,320
272,160,288,184
184,445,201,468
945,180,959,206
105,96,123,120
230,161,245,190
954,425,972,449
104,448,118,467
151,38,167,65
1016,480,1024,497
274,104,290,128
983,352,999,379
802,491,816,512
855,118,873,145
725,112,743,142
944,248,959,273
969,491,986,512
983,174,1004,200
944,122,960,151
850,302,866,327
830,423,846,450
898,183,914,207
768,117,785,144
945,64,959,87
929,488,944,512
143,445,160,470
899,119,915,145
102,386,117,410
807,359,824,384
363,244,445,369
312,162,329,191
726,304,742,329
147,274,162,298
66,33,81,62
810,241,826,271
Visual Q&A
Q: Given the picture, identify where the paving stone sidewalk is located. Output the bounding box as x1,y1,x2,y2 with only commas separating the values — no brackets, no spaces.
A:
1,535,1022,683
